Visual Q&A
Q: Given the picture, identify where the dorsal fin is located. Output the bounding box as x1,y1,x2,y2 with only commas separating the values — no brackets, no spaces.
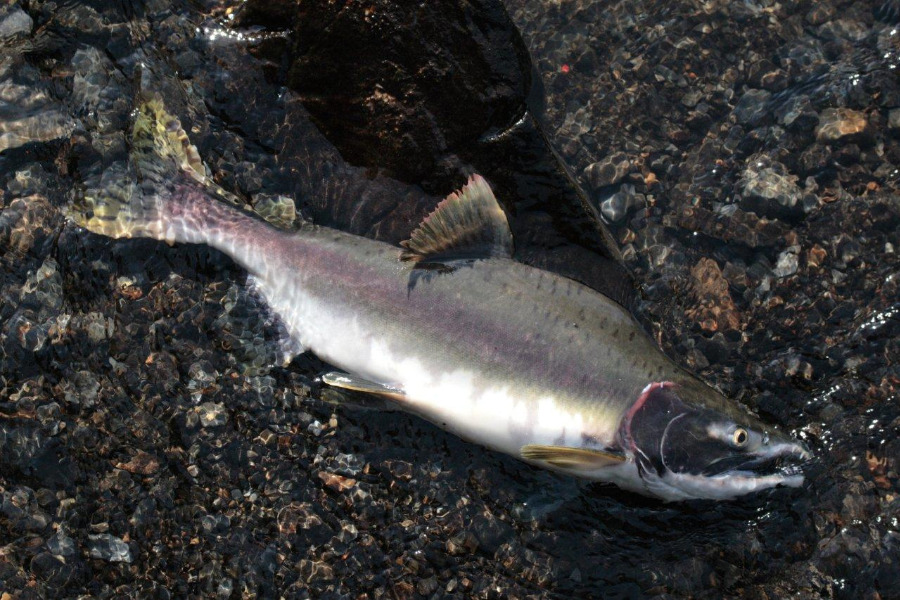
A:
400,175,513,262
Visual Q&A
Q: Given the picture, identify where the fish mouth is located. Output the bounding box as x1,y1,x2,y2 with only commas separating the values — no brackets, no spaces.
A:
701,441,811,479
648,441,812,502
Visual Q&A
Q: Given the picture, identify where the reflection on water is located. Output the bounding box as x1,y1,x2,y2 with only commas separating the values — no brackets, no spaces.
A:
0,0,898,598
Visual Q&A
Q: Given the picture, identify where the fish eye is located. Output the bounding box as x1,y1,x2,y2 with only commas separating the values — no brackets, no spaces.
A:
732,428,749,447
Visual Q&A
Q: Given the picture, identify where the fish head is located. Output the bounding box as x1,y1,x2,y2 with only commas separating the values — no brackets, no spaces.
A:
618,382,811,501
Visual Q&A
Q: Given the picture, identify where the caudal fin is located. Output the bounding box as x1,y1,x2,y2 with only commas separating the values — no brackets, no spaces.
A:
68,98,238,243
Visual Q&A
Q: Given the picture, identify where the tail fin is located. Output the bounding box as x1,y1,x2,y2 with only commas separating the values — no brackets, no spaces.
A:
68,98,238,243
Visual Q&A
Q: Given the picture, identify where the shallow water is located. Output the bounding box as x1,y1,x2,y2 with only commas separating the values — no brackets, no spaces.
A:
1,0,898,598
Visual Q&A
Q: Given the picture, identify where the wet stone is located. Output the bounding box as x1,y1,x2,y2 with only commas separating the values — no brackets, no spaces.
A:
669,204,790,249
20,258,63,318
87,534,132,563
1,195,59,256
686,258,741,333
115,450,161,475
0,4,32,41
70,48,132,134
816,108,870,143
584,152,632,189
252,194,297,229
774,246,800,278
0,77,77,153
776,96,819,132
195,402,228,428
886,108,900,132
29,552,79,587
733,89,772,125
62,371,101,408
599,184,643,223
737,158,803,219
47,529,77,558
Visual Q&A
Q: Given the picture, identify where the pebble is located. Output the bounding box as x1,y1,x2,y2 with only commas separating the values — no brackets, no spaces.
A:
774,246,800,278
686,258,741,333
816,108,869,143
598,184,642,223
47,528,77,558
196,402,228,428
733,89,772,125
253,194,297,228
0,4,32,41
87,534,132,563
887,108,900,132
584,152,631,189
738,159,803,219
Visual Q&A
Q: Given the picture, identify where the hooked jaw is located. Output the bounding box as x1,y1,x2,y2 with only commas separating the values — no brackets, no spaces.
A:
618,382,813,502
663,439,811,502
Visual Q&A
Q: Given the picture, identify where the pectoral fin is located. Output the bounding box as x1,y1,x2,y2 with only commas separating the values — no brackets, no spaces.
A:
520,445,626,469
321,371,407,402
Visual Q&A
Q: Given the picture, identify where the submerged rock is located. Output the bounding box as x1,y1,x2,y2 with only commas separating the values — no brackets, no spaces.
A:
738,158,804,220
584,152,632,189
0,4,32,41
686,258,741,333
816,108,870,143
87,534,132,563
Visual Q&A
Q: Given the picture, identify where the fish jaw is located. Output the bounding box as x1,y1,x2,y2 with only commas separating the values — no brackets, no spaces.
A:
638,444,809,502
616,382,812,501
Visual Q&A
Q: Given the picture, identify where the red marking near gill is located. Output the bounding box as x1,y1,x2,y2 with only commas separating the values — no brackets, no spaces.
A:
619,382,675,451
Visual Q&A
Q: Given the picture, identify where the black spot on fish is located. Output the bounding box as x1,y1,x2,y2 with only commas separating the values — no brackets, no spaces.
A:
553,429,567,445
628,331,635,341
581,433,601,446
405,259,475,294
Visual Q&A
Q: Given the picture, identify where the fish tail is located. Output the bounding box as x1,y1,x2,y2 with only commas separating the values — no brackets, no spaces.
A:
69,97,244,246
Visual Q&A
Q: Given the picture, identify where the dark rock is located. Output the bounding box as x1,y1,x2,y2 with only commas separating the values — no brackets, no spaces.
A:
598,184,643,223
734,89,772,126
584,152,632,189
0,4,32,41
816,108,871,144
275,0,531,183
737,158,804,219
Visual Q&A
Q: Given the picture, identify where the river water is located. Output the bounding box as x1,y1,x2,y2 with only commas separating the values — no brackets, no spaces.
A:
0,0,897,598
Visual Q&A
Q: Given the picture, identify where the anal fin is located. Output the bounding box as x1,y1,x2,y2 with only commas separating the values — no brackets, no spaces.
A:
520,444,626,469
322,371,406,401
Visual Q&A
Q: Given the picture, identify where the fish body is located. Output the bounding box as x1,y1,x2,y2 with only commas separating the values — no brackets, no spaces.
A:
72,101,810,501
252,223,682,492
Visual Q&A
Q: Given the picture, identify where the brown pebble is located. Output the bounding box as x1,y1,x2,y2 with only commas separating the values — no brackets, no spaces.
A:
318,471,357,492
807,244,827,268
686,258,741,332
115,451,161,475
